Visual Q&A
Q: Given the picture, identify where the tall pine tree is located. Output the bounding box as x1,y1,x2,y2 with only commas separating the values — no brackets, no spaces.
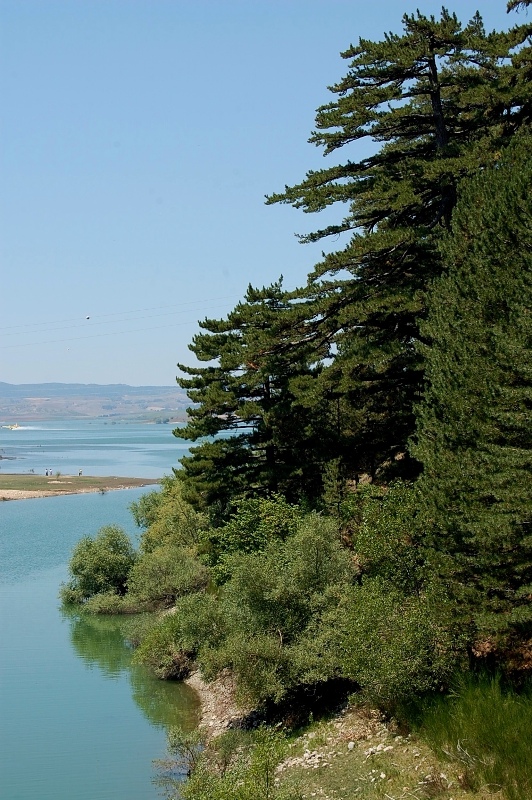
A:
175,282,332,518
413,136,532,642
267,8,531,481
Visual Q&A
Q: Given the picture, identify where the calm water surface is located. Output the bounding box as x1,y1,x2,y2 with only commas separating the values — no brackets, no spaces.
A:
0,418,190,478
0,443,199,800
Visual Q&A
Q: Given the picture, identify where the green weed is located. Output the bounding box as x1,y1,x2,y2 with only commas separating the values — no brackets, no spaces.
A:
419,674,532,800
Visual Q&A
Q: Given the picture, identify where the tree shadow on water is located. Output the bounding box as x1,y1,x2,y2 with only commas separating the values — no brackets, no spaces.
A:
64,609,200,730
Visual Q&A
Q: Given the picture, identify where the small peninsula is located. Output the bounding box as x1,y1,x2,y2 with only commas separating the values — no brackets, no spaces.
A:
0,473,160,501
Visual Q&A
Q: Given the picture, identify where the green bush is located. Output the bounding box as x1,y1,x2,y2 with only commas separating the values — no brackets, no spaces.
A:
343,482,428,593
131,475,208,553
134,592,224,679
81,590,141,615
60,525,136,605
126,545,209,608
200,513,355,703
209,494,301,583
165,727,300,800
335,578,462,710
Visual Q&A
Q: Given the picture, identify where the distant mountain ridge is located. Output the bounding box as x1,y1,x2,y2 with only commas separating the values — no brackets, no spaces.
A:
0,382,189,422
0,381,184,397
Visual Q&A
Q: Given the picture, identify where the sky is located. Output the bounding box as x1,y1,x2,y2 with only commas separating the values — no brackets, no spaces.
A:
0,0,518,386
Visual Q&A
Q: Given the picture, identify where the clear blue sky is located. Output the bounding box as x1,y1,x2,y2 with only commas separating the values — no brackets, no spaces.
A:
0,0,517,386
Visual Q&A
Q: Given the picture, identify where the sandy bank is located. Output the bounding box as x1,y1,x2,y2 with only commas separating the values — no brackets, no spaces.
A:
0,476,160,501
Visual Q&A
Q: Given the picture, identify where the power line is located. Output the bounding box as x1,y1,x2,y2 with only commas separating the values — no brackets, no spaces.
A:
0,295,240,334
1,304,234,338
0,304,233,349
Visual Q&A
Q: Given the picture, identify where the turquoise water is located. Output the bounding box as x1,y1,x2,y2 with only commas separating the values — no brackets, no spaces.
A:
0,418,190,478
0,485,199,799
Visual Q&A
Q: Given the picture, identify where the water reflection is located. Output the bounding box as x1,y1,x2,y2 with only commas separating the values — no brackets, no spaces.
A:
67,612,132,676
65,610,200,730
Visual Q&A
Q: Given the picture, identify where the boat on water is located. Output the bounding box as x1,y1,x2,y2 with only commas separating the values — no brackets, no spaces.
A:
1,423,21,430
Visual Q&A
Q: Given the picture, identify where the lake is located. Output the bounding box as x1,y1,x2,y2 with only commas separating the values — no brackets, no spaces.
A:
0,418,190,478
0,426,199,800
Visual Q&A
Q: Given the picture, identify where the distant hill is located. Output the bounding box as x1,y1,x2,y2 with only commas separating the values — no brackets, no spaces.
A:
0,382,189,422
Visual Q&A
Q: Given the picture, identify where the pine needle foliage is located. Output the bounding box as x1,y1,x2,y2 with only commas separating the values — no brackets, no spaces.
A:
175,281,333,518
266,8,532,481
413,136,532,638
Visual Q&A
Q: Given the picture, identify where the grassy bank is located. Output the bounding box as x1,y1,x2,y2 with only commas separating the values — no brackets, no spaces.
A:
0,473,160,497
164,699,507,800
165,675,532,800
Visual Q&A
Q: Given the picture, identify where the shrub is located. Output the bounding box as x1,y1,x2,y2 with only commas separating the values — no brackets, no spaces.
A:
82,590,141,615
344,481,428,593
200,513,356,703
167,727,300,800
335,578,462,710
209,494,301,583
134,592,224,679
126,545,209,608
131,475,208,553
60,525,136,605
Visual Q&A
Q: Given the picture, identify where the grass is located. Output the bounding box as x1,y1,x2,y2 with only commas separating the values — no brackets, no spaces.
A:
276,703,499,800
0,473,160,495
417,675,532,800
275,677,532,800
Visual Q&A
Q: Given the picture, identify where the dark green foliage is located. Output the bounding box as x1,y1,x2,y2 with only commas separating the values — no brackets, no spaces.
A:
349,482,428,594
413,137,532,638
175,281,331,517
266,9,531,483
200,514,356,704
319,482,462,709
60,525,136,605
333,579,462,710
134,592,224,679
126,545,209,608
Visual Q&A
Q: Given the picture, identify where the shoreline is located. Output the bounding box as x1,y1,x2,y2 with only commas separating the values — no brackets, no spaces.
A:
184,669,252,739
0,474,160,501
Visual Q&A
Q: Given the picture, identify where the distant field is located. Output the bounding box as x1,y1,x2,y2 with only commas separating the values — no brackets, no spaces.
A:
0,474,160,498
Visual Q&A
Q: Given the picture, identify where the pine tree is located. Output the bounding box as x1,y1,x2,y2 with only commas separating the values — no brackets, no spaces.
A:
508,1,531,11
267,8,531,481
175,281,332,518
413,136,532,639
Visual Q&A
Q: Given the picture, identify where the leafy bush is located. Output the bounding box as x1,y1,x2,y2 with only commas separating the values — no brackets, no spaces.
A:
134,592,225,679
163,727,300,800
126,545,209,608
344,481,428,593
82,590,141,615
334,578,462,710
60,525,136,605
209,494,301,583
131,475,207,553
199,513,355,703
